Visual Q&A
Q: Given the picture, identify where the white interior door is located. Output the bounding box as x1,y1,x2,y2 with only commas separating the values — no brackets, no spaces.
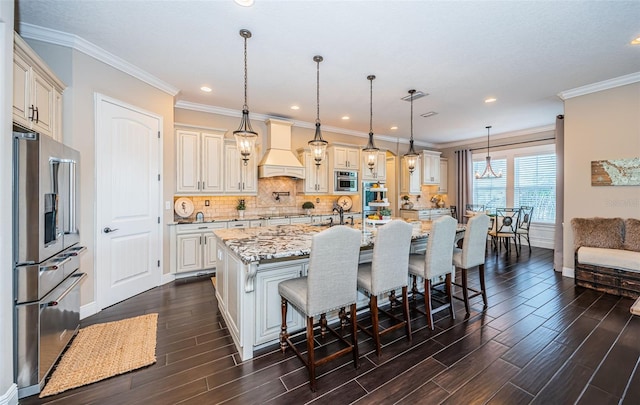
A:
96,94,162,309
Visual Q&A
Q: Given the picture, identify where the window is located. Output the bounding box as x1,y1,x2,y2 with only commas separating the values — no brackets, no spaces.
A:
515,154,556,223
472,144,556,223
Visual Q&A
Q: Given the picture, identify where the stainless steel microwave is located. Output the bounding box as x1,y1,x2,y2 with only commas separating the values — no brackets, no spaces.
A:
335,170,358,192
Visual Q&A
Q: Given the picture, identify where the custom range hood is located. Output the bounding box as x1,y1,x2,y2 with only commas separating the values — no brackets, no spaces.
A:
258,119,306,179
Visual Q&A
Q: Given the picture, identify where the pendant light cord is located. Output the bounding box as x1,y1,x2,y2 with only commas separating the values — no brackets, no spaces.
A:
316,58,320,125
486,125,492,156
369,77,373,134
243,35,248,111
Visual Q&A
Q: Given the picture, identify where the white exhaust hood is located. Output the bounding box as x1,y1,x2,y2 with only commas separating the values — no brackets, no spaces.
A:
258,119,306,179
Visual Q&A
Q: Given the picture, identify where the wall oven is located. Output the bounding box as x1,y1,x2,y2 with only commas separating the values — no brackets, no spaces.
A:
335,170,358,192
13,128,86,398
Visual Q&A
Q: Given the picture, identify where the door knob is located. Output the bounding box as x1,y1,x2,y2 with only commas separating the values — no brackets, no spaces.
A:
103,227,119,233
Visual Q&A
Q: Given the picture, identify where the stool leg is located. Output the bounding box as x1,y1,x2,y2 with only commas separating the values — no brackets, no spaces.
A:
370,294,381,357
461,268,470,315
402,286,412,340
306,316,317,391
339,307,347,329
280,297,288,353
424,278,434,330
411,275,419,305
389,290,397,309
446,273,455,321
350,303,359,369
479,263,488,308
320,314,327,338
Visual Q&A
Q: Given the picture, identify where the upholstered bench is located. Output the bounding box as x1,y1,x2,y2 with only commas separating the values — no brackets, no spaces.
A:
571,217,640,299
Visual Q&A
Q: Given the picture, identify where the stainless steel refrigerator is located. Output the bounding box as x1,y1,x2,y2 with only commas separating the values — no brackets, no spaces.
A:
13,128,87,398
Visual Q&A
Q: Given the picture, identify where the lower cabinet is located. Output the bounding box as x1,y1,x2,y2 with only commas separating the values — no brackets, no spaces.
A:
171,223,227,273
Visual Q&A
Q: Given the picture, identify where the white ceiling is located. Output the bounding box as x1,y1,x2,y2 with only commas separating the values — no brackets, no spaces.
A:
15,0,640,145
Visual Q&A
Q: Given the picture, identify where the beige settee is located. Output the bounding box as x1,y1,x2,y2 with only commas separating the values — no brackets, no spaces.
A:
571,217,640,299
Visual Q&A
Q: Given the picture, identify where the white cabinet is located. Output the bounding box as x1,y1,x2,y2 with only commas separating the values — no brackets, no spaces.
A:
289,216,312,224
176,129,225,193
225,141,258,194
267,218,290,226
170,223,227,274
227,220,251,229
438,158,448,194
361,151,387,181
401,155,422,195
297,150,329,194
13,34,65,140
330,145,360,170
422,150,442,185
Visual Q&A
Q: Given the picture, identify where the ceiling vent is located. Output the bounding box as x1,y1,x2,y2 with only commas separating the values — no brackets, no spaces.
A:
401,91,428,101
420,111,438,118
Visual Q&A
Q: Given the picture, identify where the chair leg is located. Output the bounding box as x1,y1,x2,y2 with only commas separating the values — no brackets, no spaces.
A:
306,316,317,391
526,234,531,252
424,278,434,330
446,272,455,321
350,303,359,369
461,268,470,315
370,294,381,357
389,290,397,309
402,286,412,340
479,263,488,308
339,307,347,329
320,314,327,338
411,275,419,305
280,297,288,353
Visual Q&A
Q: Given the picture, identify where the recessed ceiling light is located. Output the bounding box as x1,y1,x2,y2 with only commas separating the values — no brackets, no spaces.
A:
234,0,254,7
200,86,212,93
390,126,398,130
485,97,497,103
342,116,350,120
631,36,640,45
290,105,300,110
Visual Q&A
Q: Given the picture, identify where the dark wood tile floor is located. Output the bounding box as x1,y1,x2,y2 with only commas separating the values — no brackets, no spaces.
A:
21,246,640,405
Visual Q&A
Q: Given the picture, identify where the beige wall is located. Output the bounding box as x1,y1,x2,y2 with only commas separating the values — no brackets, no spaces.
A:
563,82,640,270
26,39,176,307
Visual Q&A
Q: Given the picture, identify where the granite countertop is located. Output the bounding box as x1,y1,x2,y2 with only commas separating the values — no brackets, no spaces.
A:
213,221,463,264
169,211,361,225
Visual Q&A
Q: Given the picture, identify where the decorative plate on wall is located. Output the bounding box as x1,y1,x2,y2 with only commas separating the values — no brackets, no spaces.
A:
174,197,194,218
337,195,353,211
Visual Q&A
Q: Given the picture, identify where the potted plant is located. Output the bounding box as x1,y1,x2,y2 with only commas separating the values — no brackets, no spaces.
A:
401,195,413,209
302,201,315,215
380,208,392,220
236,199,246,219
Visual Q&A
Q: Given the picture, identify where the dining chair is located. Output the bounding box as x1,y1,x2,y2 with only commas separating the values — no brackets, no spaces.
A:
449,205,458,221
408,215,458,329
488,207,520,256
516,206,534,253
452,213,491,315
356,220,413,356
278,225,362,391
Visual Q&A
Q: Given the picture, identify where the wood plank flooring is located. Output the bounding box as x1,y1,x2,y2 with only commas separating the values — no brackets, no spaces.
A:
21,246,640,404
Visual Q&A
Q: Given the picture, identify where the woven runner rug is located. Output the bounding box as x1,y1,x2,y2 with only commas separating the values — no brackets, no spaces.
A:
40,313,158,398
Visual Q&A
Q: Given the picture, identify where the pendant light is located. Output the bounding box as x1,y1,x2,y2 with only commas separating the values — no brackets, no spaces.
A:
233,29,258,166
308,55,328,166
475,125,503,179
362,75,379,173
403,89,419,174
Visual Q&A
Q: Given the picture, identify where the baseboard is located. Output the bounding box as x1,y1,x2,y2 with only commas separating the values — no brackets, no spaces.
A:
0,384,18,405
80,300,99,320
562,266,575,279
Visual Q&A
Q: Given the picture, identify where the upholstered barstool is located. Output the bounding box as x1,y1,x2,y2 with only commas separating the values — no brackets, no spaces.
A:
452,213,491,315
408,215,458,329
278,225,362,391
356,220,413,356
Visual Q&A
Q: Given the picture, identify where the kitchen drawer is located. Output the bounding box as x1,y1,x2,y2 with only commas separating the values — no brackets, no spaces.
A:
227,220,250,228
176,222,227,234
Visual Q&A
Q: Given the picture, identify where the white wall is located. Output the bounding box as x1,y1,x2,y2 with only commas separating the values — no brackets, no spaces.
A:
0,2,18,404
563,82,640,272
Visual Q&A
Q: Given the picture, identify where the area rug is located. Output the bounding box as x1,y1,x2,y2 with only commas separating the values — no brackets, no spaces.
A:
40,313,158,398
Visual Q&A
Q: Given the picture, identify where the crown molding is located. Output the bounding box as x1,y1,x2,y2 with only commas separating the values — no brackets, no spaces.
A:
18,23,180,96
437,124,556,150
174,100,436,148
557,71,640,100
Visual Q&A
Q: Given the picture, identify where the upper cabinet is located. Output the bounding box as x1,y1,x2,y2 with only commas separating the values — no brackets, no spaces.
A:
13,34,65,140
176,129,225,194
438,158,448,194
224,140,258,194
421,150,442,185
400,155,422,195
361,150,387,181
330,145,360,170
297,149,329,194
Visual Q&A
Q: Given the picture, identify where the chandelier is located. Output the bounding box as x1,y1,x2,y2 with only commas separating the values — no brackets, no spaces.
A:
362,75,379,173
403,89,419,174
233,29,258,166
308,55,328,166
475,125,503,179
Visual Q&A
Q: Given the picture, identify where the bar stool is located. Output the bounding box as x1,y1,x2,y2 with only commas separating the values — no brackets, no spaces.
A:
356,220,413,356
408,215,458,330
452,214,491,315
278,225,362,392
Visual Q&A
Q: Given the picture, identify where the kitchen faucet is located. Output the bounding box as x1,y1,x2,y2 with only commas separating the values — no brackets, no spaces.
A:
333,203,345,225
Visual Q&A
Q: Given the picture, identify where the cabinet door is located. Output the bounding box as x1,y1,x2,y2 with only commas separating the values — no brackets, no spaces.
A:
422,152,441,185
438,159,448,193
31,71,55,137
176,233,203,273
52,89,62,142
242,153,257,193
176,130,201,193
346,148,359,169
362,151,386,180
302,152,329,193
333,147,348,169
203,232,218,269
12,53,31,128
255,265,305,345
201,133,224,193
401,156,422,194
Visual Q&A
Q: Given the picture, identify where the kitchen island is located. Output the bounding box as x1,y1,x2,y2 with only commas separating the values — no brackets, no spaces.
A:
212,221,462,360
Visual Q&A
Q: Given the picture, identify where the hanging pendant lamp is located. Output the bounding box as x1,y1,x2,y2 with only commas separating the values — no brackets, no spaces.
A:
403,89,419,174
362,75,380,173
233,29,258,166
475,125,502,179
308,55,328,166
